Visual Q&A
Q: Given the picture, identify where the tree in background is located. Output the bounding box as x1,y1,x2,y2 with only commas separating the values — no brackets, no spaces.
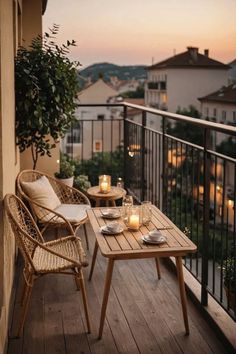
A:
167,105,204,146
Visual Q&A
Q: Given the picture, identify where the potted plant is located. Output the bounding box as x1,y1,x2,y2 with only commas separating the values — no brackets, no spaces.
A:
223,256,236,311
55,156,75,187
74,175,91,193
15,25,80,169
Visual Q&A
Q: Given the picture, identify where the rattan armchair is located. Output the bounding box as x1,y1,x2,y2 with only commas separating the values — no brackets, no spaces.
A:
4,194,91,337
16,170,91,249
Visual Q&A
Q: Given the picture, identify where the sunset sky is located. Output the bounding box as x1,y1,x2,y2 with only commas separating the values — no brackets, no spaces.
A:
43,0,236,69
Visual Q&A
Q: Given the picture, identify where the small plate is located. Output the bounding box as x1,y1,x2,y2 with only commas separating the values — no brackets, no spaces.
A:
101,209,120,219
141,235,167,244
100,225,123,235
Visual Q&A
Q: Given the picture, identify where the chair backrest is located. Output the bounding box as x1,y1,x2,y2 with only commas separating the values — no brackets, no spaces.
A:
17,169,61,200
4,194,44,271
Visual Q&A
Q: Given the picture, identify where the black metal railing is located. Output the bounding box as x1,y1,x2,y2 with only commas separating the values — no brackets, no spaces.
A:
64,103,236,320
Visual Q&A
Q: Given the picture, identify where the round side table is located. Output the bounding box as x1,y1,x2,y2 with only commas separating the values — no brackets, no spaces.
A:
87,186,126,207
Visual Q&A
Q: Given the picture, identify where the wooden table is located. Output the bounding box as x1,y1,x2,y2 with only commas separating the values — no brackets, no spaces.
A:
86,186,126,207
87,206,197,339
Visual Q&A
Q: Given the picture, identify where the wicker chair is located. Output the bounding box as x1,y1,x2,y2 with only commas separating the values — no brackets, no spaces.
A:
16,170,91,249
4,194,91,337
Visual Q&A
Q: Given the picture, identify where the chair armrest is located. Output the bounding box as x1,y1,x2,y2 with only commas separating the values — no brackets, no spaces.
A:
25,199,75,235
56,183,91,206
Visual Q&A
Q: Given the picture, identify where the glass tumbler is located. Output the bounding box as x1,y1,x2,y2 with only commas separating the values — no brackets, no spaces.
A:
141,201,152,226
122,195,133,225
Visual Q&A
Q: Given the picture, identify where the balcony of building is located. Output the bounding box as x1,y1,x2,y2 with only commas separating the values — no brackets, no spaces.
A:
7,103,236,353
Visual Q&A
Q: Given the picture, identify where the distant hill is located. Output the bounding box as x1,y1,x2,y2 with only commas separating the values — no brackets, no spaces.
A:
78,62,147,87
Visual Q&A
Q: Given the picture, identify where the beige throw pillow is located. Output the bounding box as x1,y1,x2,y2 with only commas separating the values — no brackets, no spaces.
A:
21,176,61,218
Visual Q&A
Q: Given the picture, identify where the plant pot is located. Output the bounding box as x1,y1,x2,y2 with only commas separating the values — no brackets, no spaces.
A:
57,176,74,188
224,286,236,312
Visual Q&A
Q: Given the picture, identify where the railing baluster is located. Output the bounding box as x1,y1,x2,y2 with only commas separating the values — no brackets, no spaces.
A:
141,111,147,201
201,128,211,306
123,105,129,190
162,117,167,213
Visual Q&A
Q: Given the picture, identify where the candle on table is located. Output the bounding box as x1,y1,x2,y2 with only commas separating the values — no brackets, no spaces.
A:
100,181,108,193
128,214,140,230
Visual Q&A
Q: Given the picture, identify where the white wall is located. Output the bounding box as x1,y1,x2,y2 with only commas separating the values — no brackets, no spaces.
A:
145,68,228,114
167,68,228,113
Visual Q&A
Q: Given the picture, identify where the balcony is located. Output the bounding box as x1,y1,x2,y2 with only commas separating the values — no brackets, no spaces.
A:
147,81,167,90
8,103,236,352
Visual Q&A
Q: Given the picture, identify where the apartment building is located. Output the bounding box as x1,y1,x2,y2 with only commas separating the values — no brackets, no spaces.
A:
62,78,120,160
145,47,229,113
199,83,236,148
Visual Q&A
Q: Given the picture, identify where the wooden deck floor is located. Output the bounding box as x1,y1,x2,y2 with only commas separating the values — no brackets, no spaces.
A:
8,224,229,354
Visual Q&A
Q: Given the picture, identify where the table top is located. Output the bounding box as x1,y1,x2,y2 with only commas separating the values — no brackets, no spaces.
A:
87,186,126,200
87,205,197,260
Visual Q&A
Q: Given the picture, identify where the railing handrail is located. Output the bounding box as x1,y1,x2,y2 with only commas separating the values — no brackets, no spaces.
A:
77,102,236,136
123,102,236,136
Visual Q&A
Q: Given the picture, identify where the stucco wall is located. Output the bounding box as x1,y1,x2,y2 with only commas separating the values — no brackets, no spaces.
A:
146,68,228,114
167,68,228,113
0,0,20,352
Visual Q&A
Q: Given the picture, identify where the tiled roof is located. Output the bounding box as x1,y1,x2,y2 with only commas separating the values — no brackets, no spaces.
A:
148,47,229,70
199,83,236,104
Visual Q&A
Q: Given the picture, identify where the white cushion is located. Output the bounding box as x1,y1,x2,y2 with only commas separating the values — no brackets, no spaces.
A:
21,176,61,218
54,204,90,223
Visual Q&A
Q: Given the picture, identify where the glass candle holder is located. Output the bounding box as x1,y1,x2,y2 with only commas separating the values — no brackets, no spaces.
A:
99,175,111,194
141,201,152,226
122,195,133,225
127,206,141,230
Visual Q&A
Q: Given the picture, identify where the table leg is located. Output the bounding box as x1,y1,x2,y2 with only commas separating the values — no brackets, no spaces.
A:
88,240,99,281
155,258,161,279
175,256,189,335
98,258,114,339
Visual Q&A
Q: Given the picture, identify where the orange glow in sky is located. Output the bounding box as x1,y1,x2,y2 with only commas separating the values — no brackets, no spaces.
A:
43,0,236,68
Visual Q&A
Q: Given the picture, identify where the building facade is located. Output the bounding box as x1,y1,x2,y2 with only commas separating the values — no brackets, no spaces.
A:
145,47,229,113
62,79,121,160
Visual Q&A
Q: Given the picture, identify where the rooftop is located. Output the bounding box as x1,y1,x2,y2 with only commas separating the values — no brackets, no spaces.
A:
199,83,236,104
148,47,229,70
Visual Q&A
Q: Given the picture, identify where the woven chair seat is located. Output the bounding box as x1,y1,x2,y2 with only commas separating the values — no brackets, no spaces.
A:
33,237,87,273
40,204,90,224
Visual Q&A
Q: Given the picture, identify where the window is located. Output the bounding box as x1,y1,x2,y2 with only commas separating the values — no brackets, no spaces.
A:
97,114,105,120
213,108,217,118
93,140,102,152
222,111,227,122
67,134,80,144
233,112,236,123
205,107,209,117
66,146,73,154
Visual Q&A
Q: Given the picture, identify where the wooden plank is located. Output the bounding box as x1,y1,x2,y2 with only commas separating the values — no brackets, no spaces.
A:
91,254,140,354
132,259,222,354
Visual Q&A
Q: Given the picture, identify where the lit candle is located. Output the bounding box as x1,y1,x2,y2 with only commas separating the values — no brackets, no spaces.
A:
100,181,108,193
128,214,140,230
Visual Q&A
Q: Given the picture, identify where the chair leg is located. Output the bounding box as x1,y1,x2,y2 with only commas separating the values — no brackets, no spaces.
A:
83,223,89,250
77,269,91,333
155,258,161,279
17,275,34,337
74,274,80,291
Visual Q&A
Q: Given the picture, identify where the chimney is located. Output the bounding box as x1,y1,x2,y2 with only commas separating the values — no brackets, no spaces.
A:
187,46,198,61
204,49,209,57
